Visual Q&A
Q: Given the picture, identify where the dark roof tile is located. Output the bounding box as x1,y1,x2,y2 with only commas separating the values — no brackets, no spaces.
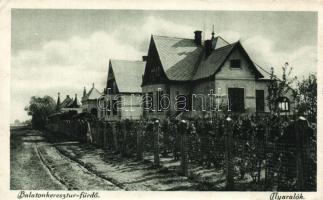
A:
152,35,265,81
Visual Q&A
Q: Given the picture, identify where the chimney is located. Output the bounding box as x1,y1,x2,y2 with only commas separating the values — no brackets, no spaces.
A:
67,95,70,98
194,30,202,45
92,83,95,88
205,40,212,57
142,56,148,62
83,86,86,97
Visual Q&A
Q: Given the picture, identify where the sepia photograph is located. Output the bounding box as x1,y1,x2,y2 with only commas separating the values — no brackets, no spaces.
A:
7,7,318,194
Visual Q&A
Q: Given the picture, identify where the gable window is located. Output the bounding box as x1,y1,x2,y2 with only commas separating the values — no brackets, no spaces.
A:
230,59,241,69
150,65,161,81
150,67,156,81
277,97,290,112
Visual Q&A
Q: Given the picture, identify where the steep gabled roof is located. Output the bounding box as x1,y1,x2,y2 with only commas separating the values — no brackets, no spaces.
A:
109,59,146,93
83,86,102,101
67,95,81,108
151,35,265,81
60,95,73,108
152,35,203,81
193,43,236,80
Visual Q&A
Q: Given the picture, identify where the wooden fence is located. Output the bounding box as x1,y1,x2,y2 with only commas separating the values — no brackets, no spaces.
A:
46,114,316,191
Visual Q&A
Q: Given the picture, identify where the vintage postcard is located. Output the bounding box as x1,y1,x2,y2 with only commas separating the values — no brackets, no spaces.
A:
0,0,322,199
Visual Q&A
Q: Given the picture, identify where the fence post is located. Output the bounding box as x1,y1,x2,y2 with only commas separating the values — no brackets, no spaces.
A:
137,121,143,160
107,122,113,149
121,121,127,157
94,121,98,145
225,116,234,190
180,120,189,176
295,116,307,191
98,121,101,146
112,122,119,152
86,121,92,143
97,121,100,146
99,121,104,148
103,121,108,149
154,120,160,167
91,121,95,144
264,118,270,188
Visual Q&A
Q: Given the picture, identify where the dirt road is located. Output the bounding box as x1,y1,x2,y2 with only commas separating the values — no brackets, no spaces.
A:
10,127,209,190
10,127,120,190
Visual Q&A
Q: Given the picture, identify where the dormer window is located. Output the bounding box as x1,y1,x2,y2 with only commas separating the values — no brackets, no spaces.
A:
230,59,241,69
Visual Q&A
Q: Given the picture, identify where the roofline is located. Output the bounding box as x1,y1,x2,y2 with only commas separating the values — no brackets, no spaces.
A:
211,42,238,75
217,36,230,45
152,34,230,44
150,36,264,81
215,41,264,78
152,34,194,40
110,59,146,63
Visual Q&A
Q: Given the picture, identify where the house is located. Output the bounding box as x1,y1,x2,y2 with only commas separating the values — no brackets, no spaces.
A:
56,93,82,114
141,30,294,119
103,59,146,121
81,83,102,118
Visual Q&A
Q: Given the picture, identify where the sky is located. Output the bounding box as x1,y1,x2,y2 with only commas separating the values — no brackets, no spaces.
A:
11,9,318,122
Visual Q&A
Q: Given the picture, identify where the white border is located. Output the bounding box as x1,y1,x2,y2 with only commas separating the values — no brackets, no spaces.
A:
0,0,322,199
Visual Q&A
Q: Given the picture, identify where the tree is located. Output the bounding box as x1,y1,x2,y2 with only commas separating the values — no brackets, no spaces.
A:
24,95,56,129
294,74,317,122
267,62,297,114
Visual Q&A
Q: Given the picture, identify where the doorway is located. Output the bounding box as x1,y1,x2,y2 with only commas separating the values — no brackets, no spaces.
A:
228,88,245,112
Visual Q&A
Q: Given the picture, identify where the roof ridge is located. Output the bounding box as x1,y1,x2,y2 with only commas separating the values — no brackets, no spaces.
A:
111,59,145,63
153,34,194,40
212,41,238,51
151,34,233,45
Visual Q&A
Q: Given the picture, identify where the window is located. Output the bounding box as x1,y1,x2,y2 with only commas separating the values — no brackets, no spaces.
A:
145,92,154,112
107,79,114,94
230,59,241,69
277,97,290,112
256,90,265,112
106,100,111,116
150,66,160,81
157,90,164,112
112,100,118,115
150,67,156,81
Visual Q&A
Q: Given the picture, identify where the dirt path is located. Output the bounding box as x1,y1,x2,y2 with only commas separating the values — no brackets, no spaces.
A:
11,128,215,191
55,143,211,191
10,129,65,190
10,128,120,190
